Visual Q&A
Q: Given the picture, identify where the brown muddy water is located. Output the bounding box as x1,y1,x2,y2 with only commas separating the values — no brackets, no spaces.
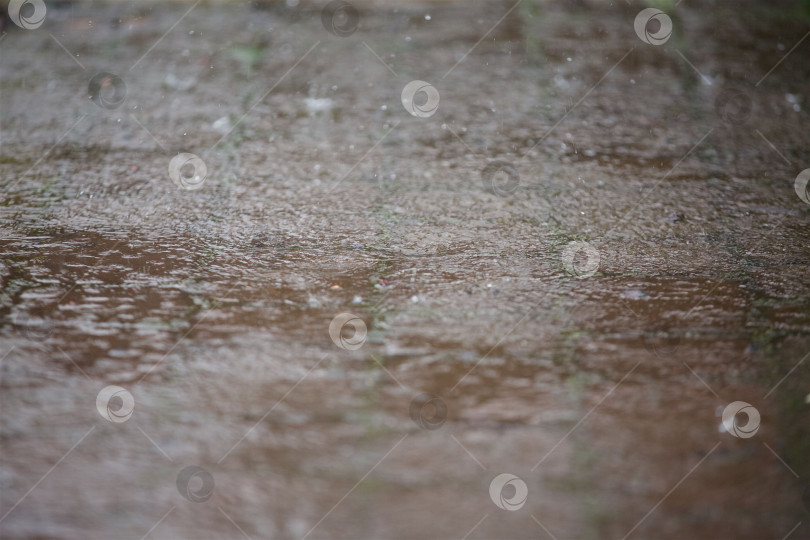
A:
1,0,809,538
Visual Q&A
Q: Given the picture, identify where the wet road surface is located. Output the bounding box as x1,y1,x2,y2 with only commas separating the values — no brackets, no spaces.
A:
1,0,809,538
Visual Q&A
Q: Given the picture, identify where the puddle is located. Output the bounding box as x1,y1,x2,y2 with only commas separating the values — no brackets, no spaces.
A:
1,1,809,538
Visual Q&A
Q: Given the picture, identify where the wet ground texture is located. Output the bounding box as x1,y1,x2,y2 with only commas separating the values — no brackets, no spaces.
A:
1,0,810,538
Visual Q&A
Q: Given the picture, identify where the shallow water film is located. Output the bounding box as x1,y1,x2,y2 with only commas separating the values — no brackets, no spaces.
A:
1,0,809,538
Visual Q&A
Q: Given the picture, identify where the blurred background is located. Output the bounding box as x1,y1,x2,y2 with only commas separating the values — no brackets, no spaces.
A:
1,0,809,538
